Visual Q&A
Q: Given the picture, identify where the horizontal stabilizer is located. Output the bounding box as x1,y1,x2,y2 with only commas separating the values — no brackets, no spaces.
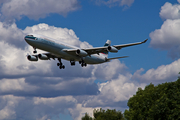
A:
106,56,128,61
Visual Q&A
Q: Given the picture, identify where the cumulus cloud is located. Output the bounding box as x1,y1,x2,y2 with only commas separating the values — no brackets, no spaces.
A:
69,104,96,120
84,74,146,107
160,1,180,20
0,22,25,49
92,0,134,7
132,58,180,83
0,0,80,20
0,78,37,92
150,1,180,59
92,59,128,80
0,95,77,120
0,40,53,77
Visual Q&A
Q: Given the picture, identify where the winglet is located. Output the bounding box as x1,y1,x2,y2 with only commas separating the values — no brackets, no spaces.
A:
142,39,148,43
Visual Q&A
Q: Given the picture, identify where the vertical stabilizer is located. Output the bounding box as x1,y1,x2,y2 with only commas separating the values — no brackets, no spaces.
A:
104,40,111,47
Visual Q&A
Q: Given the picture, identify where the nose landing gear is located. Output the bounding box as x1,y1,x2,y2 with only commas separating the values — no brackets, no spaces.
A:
33,47,37,54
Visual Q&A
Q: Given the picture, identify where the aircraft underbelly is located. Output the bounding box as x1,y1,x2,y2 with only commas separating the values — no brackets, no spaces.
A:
84,56,105,64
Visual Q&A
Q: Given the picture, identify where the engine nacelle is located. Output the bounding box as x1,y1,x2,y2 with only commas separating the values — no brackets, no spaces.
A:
27,55,38,61
107,46,118,53
76,49,88,57
38,54,49,60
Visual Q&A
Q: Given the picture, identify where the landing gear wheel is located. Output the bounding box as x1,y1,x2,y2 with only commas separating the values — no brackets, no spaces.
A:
70,61,75,66
62,65,65,69
59,65,65,69
57,58,65,69
57,63,62,66
81,63,87,67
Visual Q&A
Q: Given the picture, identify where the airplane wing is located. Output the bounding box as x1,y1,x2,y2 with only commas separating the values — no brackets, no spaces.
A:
112,39,148,50
63,39,148,56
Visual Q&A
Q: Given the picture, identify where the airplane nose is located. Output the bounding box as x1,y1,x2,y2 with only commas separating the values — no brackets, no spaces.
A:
24,36,29,43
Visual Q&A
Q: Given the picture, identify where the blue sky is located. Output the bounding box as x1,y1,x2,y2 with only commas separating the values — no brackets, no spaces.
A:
0,0,180,120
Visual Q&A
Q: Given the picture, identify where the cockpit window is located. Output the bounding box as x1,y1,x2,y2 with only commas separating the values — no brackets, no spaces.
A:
25,35,36,40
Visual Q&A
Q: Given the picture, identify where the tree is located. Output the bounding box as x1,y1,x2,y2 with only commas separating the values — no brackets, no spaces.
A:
81,108,124,120
81,113,93,120
93,108,124,120
124,78,180,120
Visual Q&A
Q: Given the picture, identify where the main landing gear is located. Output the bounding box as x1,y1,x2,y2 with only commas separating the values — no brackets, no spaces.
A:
57,58,65,69
70,59,87,67
70,61,75,66
79,60,87,67
57,59,87,69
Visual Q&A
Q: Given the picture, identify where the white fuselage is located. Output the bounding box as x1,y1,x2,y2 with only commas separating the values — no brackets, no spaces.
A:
24,34,106,64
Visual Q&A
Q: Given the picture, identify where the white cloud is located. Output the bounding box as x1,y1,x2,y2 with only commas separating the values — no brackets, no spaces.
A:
0,22,25,49
0,78,37,92
0,95,77,120
92,59,128,80
150,19,180,49
84,74,146,107
160,1,180,20
0,0,80,20
69,104,97,120
0,95,24,120
133,58,180,83
0,40,53,77
150,1,180,59
92,0,134,7
150,17,180,58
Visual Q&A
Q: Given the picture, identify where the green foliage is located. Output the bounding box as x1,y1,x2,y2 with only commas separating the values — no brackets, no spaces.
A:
81,113,93,120
93,108,124,120
81,108,124,120
124,78,180,120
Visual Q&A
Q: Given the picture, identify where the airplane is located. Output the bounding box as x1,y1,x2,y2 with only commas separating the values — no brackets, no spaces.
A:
24,34,148,69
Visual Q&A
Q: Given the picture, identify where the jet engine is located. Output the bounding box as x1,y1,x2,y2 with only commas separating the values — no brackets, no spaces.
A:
76,49,88,57
38,54,49,60
27,55,38,61
107,46,118,53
